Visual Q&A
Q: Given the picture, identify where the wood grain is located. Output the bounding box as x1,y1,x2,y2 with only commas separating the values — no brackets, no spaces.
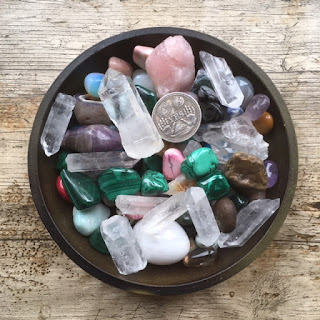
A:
1,0,319,319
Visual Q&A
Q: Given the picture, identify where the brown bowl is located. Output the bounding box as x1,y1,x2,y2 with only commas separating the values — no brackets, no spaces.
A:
28,27,298,295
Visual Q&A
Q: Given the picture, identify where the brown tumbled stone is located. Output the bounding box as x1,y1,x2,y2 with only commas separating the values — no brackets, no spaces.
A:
246,189,267,202
224,152,268,191
212,198,237,233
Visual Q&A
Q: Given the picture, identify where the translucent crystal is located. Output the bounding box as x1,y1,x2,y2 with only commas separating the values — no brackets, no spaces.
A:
40,93,76,157
183,140,202,157
186,187,220,247
100,215,147,275
139,192,187,234
99,73,164,159
218,198,280,248
199,51,244,109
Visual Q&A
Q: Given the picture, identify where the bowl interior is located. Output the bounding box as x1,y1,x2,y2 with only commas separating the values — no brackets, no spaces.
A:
29,28,297,295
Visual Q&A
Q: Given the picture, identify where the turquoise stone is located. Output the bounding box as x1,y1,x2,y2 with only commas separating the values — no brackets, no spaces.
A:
176,212,193,226
89,227,110,254
229,193,249,211
55,151,69,170
97,167,141,201
135,85,157,114
143,154,162,172
141,170,168,196
197,170,230,200
60,169,101,210
84,73,104,98
181,147,219,180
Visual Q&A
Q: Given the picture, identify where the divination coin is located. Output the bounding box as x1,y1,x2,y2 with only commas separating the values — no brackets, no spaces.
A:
152,92,202,143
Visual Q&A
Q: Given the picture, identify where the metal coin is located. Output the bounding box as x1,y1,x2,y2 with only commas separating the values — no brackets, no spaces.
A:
152,92,202,143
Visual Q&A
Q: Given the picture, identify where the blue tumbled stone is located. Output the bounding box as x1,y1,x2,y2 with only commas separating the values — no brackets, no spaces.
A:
84,73,104,98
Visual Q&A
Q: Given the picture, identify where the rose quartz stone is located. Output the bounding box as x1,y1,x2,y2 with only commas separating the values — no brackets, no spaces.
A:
108,57,133,77
145,36,195,98
133,45,154,69
163,148,185,181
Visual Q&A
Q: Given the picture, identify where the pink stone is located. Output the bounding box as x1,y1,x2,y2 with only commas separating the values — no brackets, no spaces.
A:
133,45,154,69
145,36,195,98
108,57,133,77
163,148,185,181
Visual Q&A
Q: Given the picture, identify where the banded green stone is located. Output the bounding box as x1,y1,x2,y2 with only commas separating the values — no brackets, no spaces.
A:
197,170,230,200
89,227,109,255
60,169,101,210
55,151,69,170
181,147,219,180
141,170,168,196
135,85,157,114
143,154,162,172
97,167,141,201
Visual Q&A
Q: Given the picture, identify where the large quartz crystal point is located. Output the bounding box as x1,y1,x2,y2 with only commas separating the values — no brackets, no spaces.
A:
99,73,164,159
40,93,76,157
218,198,280,248
100,215,147,275
139,192,187,234
199,51,244,109
186,187,220,247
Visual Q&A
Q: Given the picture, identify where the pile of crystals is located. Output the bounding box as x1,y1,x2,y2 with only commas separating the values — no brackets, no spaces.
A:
41,35,280,275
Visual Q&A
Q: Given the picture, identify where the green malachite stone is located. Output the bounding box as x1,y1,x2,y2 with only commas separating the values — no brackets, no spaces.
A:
141,170,168,196
135,85,157,114
97,167,141,201
229,193,249,211
181,147,219,180
197,170,230,201
89,227,109,254
60,169,101,210
55,151,69,170
143,154,162,172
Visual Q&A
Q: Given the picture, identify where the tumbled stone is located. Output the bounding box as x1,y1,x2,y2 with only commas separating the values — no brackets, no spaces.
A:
133,69,156,92
235,76,254,110
212,197,237,233
60,169,101,210
247,189,267,202
142,154,162,172
164,174,197,196
197,170,230,201
135,85,157,114
197,85,218,101
108,57,133,77
89,227,110,254
181,147,219,180
55,151,69,170
252,111,274,135
84,73,104,98
229,193,248,211
163,148,184,181
133,45,154,69
56,175,72,203
191,69,213,94
225,152,268,191
244,94,270,121
97,167,141,201
176,212,193,226
264,160,278,188
183,244,218,267
141,170,168,196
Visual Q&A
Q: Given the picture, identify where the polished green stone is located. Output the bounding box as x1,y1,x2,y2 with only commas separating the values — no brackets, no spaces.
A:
141,170,168,196
197,170,230,200
97,167,141,201
55,151,69,170
176,212,193,226
229,193,249,211
143,154,162,172
60,169,101,210
181,147,219,180
89,227,109,255
135,85,157,114
191,72,213,94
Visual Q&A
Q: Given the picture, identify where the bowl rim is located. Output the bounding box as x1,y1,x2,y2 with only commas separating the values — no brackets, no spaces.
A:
28,26,298,295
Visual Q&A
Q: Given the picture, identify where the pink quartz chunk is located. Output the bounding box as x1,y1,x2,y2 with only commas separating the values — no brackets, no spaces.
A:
108,57,133,77
163,148,185,181
133,45,154,69
145,36,195,98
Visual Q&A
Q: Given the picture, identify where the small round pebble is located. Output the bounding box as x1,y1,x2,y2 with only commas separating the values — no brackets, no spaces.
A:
252,111,274,135
56,175,72,203
108,56,133,77
264,160,279,188
244,94,270,121
84,73,104,98
133,69,156,92
212,197,237,233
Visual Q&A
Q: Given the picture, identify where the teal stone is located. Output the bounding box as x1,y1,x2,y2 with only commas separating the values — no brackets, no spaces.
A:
89,227,110,254
141,170,168,196
143,154,162,172
176,212,193,226
97,167,141,201
135,85,157,114
197,170,230,201
60,169,101,210
55,151,69,170
229,193,249,211
181,147,219,180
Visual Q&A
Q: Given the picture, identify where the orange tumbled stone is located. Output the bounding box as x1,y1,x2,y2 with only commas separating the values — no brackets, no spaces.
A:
108,57,133,77
252,111,274,135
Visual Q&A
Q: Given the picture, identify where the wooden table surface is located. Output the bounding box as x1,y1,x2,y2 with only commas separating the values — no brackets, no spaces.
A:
1,0,319,319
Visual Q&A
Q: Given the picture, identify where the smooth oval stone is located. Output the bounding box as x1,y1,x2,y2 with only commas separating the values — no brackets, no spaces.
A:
246,189,267,202
97,167,141,201
264,160,278,188
134,220,190,265
163,148,184,181
56,175,72,203
62,125,122,153
55,151,69,170
235,76,254,110
60,169,101,210
133,70,156,92
191,69,213,93
197,170,230,201
176,211,193,226
133,45,154,69
142,154,162,172
74,94,112,126
141,170,168,196
181,147,219,180
253,111,274,135
183,245,218,267
229,193,248,211
135,85,157,114
89,227,109,254
212,197,237,233
73,203,110,236
108,56,133,77
244,94,270,121
226,106,244,119
84,73,104,98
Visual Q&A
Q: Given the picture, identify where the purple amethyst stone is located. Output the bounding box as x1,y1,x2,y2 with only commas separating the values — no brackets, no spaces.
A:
264,160,278,188
244,94,270,121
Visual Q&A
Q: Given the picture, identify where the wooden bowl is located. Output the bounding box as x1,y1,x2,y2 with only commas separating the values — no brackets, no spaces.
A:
28,27,298,295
